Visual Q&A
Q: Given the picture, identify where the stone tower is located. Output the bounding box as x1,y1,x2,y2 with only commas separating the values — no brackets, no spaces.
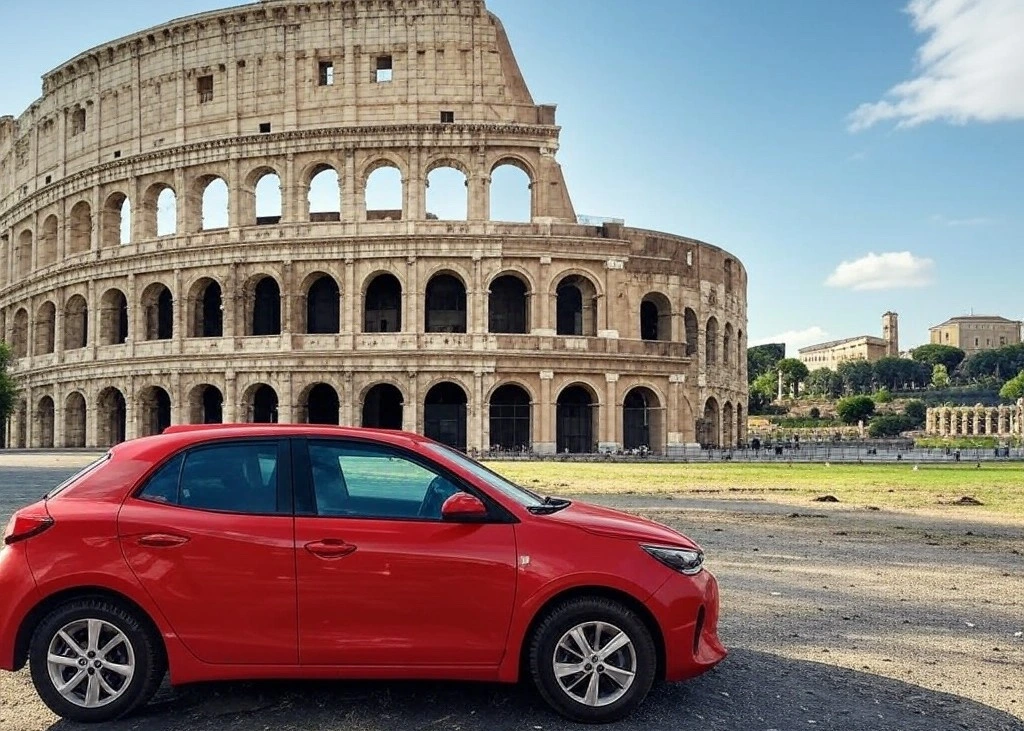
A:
882,312,899,357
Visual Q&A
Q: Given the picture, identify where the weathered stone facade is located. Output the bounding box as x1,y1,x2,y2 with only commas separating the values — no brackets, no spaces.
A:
0,0,748,453
925,402,1023,439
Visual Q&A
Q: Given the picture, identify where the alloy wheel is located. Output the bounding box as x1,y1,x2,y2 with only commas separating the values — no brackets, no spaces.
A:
552,621,637,707
45,618,136,709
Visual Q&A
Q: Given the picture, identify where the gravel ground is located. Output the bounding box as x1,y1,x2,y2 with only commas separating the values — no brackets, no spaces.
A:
1,460,1022,731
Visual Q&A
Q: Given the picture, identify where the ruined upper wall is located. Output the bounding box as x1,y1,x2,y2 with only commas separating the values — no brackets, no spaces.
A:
0,0,554,201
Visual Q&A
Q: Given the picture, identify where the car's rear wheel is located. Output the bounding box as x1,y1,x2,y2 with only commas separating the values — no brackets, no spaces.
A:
28,598,165,723
528,596,657,723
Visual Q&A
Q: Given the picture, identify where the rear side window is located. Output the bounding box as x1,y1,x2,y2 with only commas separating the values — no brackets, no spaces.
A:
137,441,284,514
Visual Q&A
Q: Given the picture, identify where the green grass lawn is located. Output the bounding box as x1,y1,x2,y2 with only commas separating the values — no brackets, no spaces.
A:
482,461,1024,517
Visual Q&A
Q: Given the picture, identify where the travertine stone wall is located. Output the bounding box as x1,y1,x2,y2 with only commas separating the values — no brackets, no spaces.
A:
925,402,1023,438
1,0,748,453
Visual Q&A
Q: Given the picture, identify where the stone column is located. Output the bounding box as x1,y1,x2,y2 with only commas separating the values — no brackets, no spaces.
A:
343,258,356,336
601,373,620,453
172,268,183,352
344,150,359,222
406,149,425,221
406,257,419,334
224,371,237,424
536,370,555,455
405,372,420,435
54,289,65,360
470,371,484,453
468,172,490,221
534,256,554,335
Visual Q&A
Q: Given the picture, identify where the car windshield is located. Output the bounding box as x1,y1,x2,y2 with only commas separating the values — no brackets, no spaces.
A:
424,443,545,507
44,453,111,499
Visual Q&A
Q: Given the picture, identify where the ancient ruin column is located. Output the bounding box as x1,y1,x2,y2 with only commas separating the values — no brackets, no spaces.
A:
537,370,555,454
601,373,619,452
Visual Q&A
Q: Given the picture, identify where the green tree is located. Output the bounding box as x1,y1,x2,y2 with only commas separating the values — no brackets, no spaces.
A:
837,360,874,395
931,364,950,389
747,343,785,383
957,344,1024,382
1000,371,1024,401
836,395,875,425
776,358,809,397
805,368,842,398
748,371,778,413
868,414,911,438
911,344,966,374
903,399,927,427
0,342,18,426
873,387,892,403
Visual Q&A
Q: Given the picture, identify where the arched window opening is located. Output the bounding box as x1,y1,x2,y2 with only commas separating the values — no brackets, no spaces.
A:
490,163,531,222
557,385,596,454
556,275,597,337
425,274,467,333
254,172,282,225
102,193,130,247
424,382,468,452
364,274,402,333
362,384,404,430
248,384,279,423
64,392,87,447
365,165,403,221
188,384,224,424
34,302,56,355
100,289,129,345
684,308,699,357
201,177,229,230
11,309,29,358
68,201,92,255
623,387,662,453
190,279,223,337
16,230,32,279
141,284,173,341
698,398,721,449
250,277,281,336
723,402,735,449
305,383,340,425
139,386,172,437
737,329,744,373
489,384,531,453
306,275,340,334
640,293,672,341
488,275,529,334
98,388,127,447
705,317,719,365
723,324,733,367
39,215,58,268
725,259,734,294
308,166,341,222
63,295,88,350
157,187,177,237
426,166,468,221
36,396,55,448
13,401,27,448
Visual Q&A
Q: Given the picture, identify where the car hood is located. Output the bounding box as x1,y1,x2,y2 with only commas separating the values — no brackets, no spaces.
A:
547,500,701,550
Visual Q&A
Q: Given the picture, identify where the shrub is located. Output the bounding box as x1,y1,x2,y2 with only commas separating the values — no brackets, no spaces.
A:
902,399,927,427
809,407,821,420
836,395,875,425
868,414,911,438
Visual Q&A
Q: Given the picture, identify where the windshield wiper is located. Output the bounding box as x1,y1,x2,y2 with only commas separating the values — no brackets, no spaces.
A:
527,496,572,515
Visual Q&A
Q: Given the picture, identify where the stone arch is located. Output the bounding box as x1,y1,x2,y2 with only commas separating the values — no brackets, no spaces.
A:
34,301,56,355
489,383,532,452
35,396,55,448
68,200,93,255
195,174,230,231
361,382,405,430
99,288,129,345
723,323,734,367
12,400,27,448
102,192,131,247
248,166,283,225
556,382,600,454
306,163,342,221
187,277,224,338
63,294,88,350
300,382,341,425
424,381,468,451
554,272,599,337
243,383,279,423
489,157,534,223
188,383,224,424
425,160,469,221
737,329,744,372
488,271,531,334
140,282,173,340
141,182,177,238
698,397,721,449
640,291,672,341
722,401,735,448
243,275,282,336
425,271,467,333
303,272,341,334
623,386,663,453
363,271,403,333
97,387,127,447
11,308,29,358
16,230,32,278
705,316,719,365
736,403,746,444
684,308,699,356
138,385,172,437
363,158,405,221
64,392,87,447
38,215,58,268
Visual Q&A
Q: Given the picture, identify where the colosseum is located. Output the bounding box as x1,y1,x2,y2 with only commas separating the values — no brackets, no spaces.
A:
0,0,748,455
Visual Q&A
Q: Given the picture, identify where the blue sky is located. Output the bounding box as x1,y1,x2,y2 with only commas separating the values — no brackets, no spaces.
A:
2,0,1021,353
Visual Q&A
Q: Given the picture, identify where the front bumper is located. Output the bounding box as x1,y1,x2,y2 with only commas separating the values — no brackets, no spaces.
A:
648,567,727,681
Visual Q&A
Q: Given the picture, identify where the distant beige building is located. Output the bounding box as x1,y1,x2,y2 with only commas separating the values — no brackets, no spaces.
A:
798,312,898,371
929,315,1022,355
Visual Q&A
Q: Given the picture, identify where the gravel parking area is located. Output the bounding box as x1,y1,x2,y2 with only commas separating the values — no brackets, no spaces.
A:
1,457,1022,731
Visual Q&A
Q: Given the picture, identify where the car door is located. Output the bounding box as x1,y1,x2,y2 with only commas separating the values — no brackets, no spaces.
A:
118,438,298,665
293,438,518,667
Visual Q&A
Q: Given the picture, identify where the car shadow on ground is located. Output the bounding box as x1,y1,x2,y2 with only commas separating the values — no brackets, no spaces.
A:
46,649,1024,731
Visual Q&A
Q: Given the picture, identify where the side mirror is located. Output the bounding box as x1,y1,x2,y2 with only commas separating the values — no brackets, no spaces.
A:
441,493,488,522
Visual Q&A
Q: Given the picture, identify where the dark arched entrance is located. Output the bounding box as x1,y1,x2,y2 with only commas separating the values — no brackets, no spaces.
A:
489,384,531,452
139,387,172,437
362,384,404,430
306,383,340,425
251,385,279,423
425,274,467,333
424,382,468,451
252,278,282,335
364,274,402,332
557,385,596,454
623,387,662,452
307,276,340,334
488,275,529,333
98,388,127,447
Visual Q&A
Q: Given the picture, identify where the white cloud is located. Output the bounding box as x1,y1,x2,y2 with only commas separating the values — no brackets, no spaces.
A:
848,0,1024,131
825,251,936,290
752,326,829,351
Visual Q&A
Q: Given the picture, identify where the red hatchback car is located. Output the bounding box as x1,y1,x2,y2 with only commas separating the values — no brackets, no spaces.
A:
0,425,725,724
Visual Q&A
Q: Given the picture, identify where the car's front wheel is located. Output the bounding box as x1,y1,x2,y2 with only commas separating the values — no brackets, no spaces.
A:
28,598,165,723
528,596,657,723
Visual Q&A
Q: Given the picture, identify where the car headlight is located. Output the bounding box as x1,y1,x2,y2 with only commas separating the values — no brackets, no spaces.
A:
641,544,705,575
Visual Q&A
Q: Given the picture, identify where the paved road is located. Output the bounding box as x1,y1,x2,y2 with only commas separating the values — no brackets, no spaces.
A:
2,463,1023,731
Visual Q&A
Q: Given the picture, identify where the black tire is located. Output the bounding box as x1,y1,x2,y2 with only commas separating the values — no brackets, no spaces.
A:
528,596,657,723
28,598,165,723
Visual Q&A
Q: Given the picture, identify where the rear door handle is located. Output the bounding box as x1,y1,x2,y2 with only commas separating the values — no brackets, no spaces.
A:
305,539,357,559
137,533,190,548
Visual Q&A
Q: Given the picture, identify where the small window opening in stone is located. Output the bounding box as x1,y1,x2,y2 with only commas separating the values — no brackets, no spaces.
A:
686,250,694,267
440,111,455,124
319,60,334,86
45,175,52,184
197,75,214,103
113,150,121,159
238,59,246,68
376,55,393,83
71,107,86,135
259,122,272,134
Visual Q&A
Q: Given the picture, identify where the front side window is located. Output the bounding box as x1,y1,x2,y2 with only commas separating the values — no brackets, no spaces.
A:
138,441,282,514
308,441,461,520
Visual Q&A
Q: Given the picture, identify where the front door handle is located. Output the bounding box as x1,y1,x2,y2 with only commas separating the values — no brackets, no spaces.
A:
137,533,190,548
305,539,357,559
